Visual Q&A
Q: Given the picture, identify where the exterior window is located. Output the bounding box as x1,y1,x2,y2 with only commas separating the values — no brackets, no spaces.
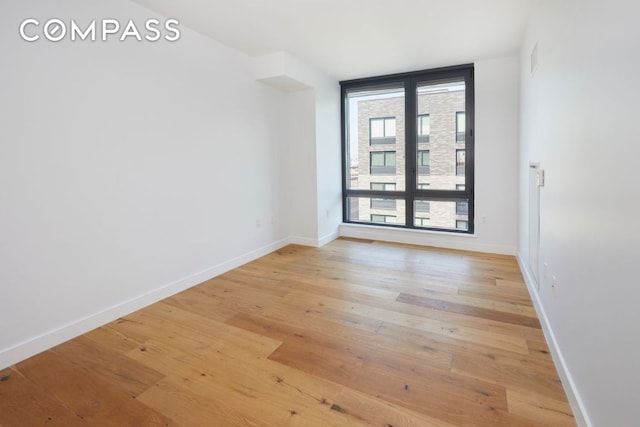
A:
371,183,396,191
456,111,465,142
415,217,430,227
370,151,396,175
418,150,430,175
370,117,396,144
456,149,466,176
418,114,430,142
456,220,468,230
371,214,396,223
342,64,474,233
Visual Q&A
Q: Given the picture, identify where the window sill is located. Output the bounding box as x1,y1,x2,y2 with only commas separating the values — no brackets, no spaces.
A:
340,222,475,237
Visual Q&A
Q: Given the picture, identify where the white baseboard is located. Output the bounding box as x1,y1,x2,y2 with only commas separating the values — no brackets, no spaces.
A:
289,236,321,247
516,254,592,427
318,230,339,247
339,223,516,255
289,230,339,248
0,237,291,370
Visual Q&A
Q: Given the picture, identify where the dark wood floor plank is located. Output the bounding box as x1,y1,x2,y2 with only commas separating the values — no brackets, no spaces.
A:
397,292,541,328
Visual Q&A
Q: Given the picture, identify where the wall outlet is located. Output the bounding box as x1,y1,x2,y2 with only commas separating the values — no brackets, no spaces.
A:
255,219,261,229
543,262,549,279
551,275,557,289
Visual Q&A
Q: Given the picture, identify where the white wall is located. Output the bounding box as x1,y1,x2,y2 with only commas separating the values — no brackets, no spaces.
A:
518,1,640,425
252,51,342,247
314,79,342,245
341,56,520,255
0,0,291,368
282,89,318,243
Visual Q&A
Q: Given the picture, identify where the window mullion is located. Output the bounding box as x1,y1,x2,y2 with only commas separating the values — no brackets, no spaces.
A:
405,79,416,228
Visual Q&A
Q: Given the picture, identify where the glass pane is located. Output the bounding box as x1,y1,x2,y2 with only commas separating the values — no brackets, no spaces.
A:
371,119,384,138
457,112,465,133
414,199,469,230
418,115,430,135
346,196,406,225
386,152,396,166
346,85,406,191
385,118,396,137
415,79,465,190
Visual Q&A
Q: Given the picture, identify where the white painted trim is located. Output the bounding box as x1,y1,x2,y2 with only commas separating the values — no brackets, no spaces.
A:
339,223,516,255
286,230,338,248
289,236,321,247
516,254,592,427
317,230,339,247
0,237,291,370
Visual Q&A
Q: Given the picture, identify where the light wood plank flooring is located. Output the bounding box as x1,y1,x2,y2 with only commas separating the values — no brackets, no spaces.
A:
0,238,576,426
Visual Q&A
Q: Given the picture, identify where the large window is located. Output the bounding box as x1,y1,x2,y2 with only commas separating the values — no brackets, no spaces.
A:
341,64,474,233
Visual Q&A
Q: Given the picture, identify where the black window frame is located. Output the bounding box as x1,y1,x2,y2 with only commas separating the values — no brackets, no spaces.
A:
341,64,475,234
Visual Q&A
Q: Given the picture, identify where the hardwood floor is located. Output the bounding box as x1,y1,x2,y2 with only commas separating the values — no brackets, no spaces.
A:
0,238,576,426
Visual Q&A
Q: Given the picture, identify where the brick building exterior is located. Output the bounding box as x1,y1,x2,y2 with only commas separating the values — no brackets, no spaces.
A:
350,87,469,230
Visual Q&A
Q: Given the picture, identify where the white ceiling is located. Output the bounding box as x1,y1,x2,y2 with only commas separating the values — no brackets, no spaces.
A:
132,0,536,80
